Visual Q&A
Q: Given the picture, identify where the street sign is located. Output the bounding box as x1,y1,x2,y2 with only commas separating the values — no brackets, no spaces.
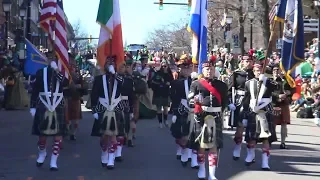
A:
233,34,239,48
276,39,282,49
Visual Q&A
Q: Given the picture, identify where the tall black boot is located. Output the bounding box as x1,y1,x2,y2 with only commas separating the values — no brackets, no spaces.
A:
157,113,163,128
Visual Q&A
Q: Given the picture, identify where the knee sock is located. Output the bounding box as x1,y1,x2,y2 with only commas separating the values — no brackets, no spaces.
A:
280,124,287,144
38,138,47,150
157,113,163,123
52,139,62,156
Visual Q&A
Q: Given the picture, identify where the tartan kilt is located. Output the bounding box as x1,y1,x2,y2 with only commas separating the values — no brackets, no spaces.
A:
244,112,277,143
65,98,82,122
188,111,223,150
170,113,190,139
274,104,290,125
116,111,130,137
31,102,67,137
91,103,118,137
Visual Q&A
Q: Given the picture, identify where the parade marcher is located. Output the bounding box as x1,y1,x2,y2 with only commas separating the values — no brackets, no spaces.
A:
188,60,228,180
30,57,69,171
271,64,292,149
229,54,255,161
64,53,85,140
242,64,277,170
90,56,124,169
170,60,198,167
151,60,174,128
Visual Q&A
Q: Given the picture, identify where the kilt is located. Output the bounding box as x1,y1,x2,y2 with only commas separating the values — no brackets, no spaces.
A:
189,111,223,150
65,98,82,123
170,113,190,139
228,94,245,127
273,104,290,125
152,96,170,107
91,102,119,137
244,112,277,143
31,102,67,137
116,111,130,136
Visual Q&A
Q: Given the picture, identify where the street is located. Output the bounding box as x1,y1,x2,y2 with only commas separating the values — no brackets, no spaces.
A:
1,106,320,180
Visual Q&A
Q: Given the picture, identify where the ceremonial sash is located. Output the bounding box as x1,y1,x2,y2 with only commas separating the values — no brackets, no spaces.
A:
199,79,221,105
39,67,63,112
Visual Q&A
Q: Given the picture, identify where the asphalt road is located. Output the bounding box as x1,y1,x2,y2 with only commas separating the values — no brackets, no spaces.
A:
1,107,320,180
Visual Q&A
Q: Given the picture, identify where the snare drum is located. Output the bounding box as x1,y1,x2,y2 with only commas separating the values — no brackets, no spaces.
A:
273,107,282,116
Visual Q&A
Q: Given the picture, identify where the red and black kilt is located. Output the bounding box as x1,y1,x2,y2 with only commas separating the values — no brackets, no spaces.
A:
65,98,82,123
273,104,290,125
244,112,277,143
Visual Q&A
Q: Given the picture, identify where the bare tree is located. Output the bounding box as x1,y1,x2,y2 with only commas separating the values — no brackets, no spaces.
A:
145,19,191,52
72,19,90,51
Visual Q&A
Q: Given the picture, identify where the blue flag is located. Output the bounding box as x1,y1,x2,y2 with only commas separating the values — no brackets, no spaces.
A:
24,38,48,75
187,0,208,75
275,0,305,87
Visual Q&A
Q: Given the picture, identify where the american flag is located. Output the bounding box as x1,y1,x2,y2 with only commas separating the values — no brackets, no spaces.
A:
40,0,70,78
269,2,279,25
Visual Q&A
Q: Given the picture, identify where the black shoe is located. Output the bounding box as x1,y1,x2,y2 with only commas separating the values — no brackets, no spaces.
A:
101,163,107,167
191,165,199,169
128,140,134,147
176,155,181,160
280,143,288,149
181,161,188,167
70,135,76,141
107,165,114,170
36,162,44,167
245,159,255,166
198,178,206,180
233,156,240,161
262,167,271,171
115,156,123,162
50,167,58,171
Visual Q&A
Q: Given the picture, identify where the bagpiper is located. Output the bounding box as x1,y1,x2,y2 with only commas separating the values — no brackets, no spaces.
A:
30,57,69,171
90,56,124,169
229,54,254,160
242,63,277,170
188,60,228,180
170,60,198,168
115,57,134,153
271,64,292,149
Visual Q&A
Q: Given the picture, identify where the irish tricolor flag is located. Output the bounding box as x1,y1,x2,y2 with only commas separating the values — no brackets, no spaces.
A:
96,0,124,69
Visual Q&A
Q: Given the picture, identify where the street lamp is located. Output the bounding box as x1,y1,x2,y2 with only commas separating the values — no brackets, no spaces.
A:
248,10,255,49
2,0,11,49
225,16,233,53
314,0,320,59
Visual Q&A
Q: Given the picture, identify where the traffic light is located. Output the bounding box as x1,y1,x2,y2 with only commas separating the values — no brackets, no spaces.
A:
159,0,163,10
188,0,192,11
88,35,92,43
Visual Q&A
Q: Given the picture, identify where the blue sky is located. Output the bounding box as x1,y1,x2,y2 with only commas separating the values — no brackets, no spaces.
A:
63,0,189,44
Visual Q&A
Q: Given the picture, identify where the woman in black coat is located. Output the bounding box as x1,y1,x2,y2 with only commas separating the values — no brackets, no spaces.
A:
151,60,174,128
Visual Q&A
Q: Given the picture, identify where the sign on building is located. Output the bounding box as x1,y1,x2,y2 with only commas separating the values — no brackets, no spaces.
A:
233,34,239,48
276,39,282,49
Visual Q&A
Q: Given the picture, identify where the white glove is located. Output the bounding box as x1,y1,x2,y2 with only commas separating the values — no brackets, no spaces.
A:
228,104,236,111
172,115,177,123
108,65,115,74
30,108,36,117
242,119,248,127
259,74,265,81
50,61,58,71
130,113,134,120
194,94,203,103
191,72,198,79
93,113,99,120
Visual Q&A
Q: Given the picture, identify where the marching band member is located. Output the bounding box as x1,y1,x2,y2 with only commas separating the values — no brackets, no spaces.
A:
151,60,174,128
229,54,254,160
242,64,277,170
271,64,292,149
188,60,228,180
117,58,134,151
90,56,124,169
30,57,69,171
170,60,196,167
